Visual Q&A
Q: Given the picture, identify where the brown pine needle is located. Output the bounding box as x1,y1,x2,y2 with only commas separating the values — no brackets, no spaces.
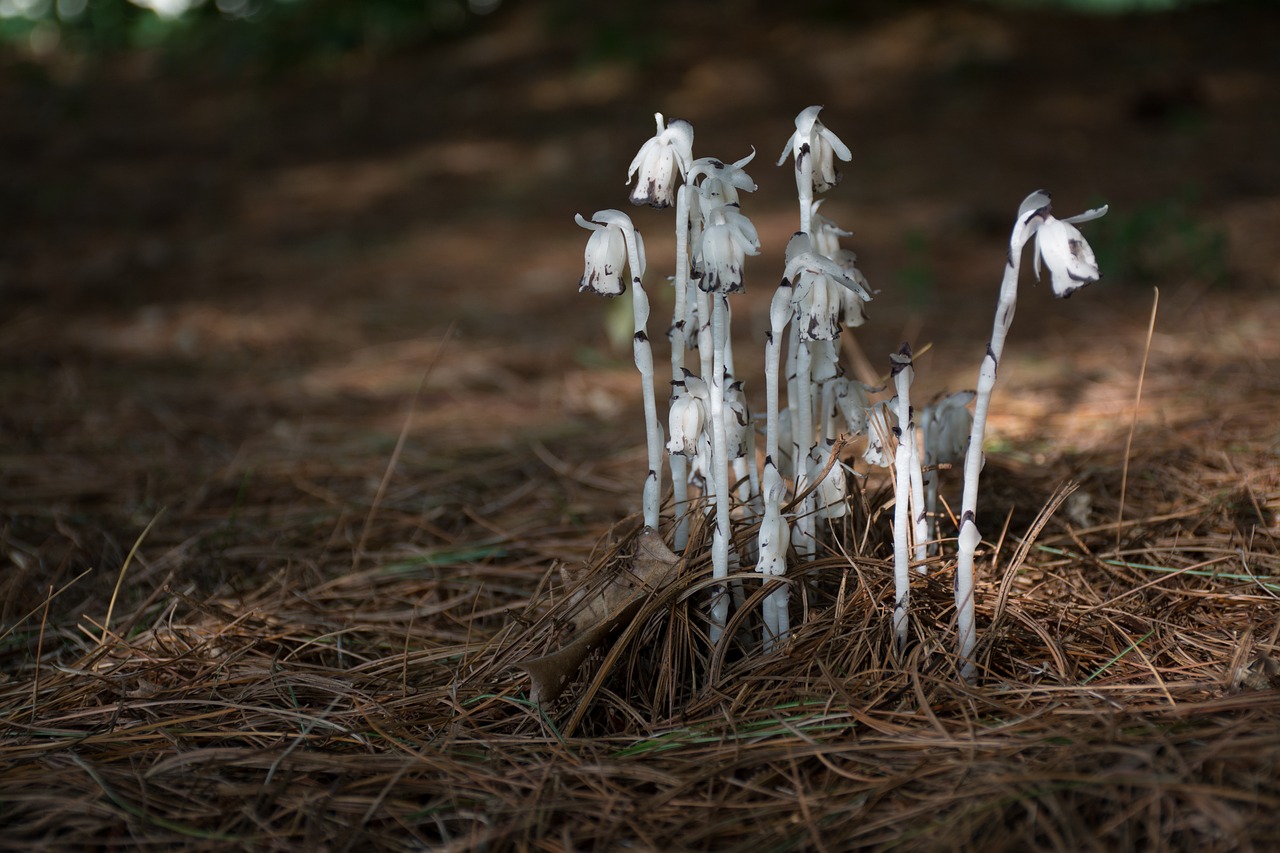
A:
1117,286,1159,554
102,508,165,646
354,323,455,571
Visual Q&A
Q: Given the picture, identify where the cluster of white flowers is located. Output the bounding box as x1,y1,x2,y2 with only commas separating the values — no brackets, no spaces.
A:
574,109,1108,675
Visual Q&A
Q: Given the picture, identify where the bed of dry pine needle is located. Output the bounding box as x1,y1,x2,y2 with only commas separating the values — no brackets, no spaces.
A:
4,2,1280,850
2,306,1278,850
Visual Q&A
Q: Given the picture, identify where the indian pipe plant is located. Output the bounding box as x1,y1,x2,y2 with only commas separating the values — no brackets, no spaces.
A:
573,108,1108,678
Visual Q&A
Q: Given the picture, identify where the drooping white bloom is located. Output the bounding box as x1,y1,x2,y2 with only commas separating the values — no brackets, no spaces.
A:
697,204,761,294
921,390,977,467
782,233,872,341
667,370,709,457
689,151,758,210
576,215,627,296
1033,205,1109,298
831,249,871,328
832,376,877,435
777,105,852,194
575,210,646,296
627,113,694,208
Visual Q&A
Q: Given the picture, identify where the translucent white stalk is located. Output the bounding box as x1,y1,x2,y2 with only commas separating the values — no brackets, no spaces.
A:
621,225,663,531
908,421,928,567
890,346,915,651
758,280,794,648
670,184,693,551
708,292,732,644
791,337,816,560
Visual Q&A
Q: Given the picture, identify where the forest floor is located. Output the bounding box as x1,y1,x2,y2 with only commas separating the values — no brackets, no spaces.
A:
2,1,1280,849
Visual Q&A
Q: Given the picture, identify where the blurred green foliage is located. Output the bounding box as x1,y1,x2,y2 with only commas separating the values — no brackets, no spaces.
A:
1090,194,1229,287
0,0,486,70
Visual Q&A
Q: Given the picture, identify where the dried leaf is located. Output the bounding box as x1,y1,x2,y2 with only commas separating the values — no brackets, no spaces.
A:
518,528,680,705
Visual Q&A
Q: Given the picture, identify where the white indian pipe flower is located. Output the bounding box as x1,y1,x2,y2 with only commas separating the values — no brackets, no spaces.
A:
922,390,977,468
574,208,662,531
832,376,877,435
783,233,872,341
1033,205,1109,298
777,105,852,194
689,151,758,208
697,204,760,294
953,189,1109,677
575,210,648,296
627,113,694,209
831,249,871,327
667,370,709,457
576,215,627,296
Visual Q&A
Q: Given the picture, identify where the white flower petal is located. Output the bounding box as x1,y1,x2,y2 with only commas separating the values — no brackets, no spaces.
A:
1036,217,1101,298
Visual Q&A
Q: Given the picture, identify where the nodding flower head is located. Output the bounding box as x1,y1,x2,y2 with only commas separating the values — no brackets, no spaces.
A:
1009,191,1109,299
831,249,871,328
921,390,976,466
782,232,873,341
666,370,709,457
627,113,695,209
777,105,852,194
696,204,760,294
575,210,645,297
689,151,758,210
1034,204,1109,299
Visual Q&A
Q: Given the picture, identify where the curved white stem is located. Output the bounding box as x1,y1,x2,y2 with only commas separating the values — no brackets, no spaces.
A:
622,227,663,530
956,240,1024,677
891,351,914,651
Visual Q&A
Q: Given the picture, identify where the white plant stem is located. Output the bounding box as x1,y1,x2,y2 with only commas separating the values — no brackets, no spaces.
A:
696,288,714,391
670,185,692,551
797,152,814,236
955,239,1025,677
708,292,732,645
791,338,816,560
621,227,663,531
759,284,792,647
908,424,928,567
891,349,915,651
925,468,941,557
